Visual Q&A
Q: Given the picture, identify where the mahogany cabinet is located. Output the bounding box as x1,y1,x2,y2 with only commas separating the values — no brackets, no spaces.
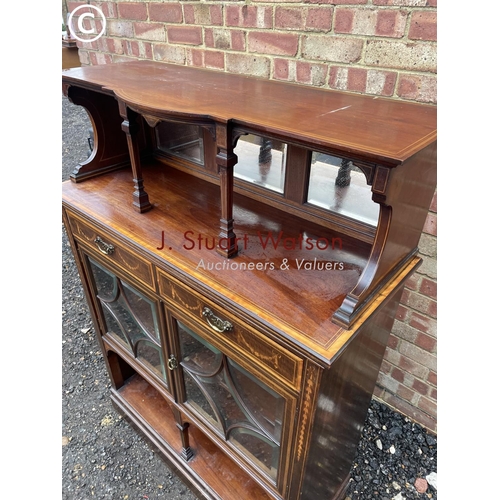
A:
62,61,436,500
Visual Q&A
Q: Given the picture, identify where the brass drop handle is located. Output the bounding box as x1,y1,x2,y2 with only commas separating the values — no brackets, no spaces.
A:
94,236,115,255
202,307,233,333
167,354,178,371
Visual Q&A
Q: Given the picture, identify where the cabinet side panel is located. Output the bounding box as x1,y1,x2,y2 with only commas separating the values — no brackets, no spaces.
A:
300,287,404,500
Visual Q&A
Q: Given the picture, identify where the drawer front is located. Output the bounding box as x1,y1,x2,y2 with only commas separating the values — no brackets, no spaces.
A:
158,269,302,391
66,212,155,290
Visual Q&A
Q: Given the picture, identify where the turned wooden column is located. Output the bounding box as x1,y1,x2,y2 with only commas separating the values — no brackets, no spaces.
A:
118,102,152,213
215,122,238,258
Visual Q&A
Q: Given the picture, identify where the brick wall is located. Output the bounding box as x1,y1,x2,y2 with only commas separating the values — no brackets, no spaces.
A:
66,0,438,432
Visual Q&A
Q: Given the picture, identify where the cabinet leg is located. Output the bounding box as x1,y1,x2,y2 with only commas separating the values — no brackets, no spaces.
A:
172,407,194,461
176,421,194,461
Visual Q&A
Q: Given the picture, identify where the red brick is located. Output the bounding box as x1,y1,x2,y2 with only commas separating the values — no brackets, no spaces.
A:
231,30,246,51
274,59,290,80
409,11,437,41
415,332,436,353
118,2,147,21
427,0,437,6
295,61,311,83
391,367,405,383
334,9,354,33
188,48,203,68
210,5,223,26
347,67,367,92
149,3,183,24
427,370,437,386
397,74,437,104
419,278,437,300
412,378,429,396
168,26,203,46
396,304,409,322
226,5,272,29
430,388,437,400
306,7,333,31
249,32,299,57
276,7,304,30
376,9,407,38
205,50,224,69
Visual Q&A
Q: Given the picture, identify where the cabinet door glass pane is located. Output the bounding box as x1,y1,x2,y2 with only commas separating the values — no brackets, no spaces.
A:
307,152,379,226
177,320,283,481
234,134,286,194
88,257,167,383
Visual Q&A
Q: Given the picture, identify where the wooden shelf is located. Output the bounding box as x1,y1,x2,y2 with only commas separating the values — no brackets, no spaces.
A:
113,373,275,500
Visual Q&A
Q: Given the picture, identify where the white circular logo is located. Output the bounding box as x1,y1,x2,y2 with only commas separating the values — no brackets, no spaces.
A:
68,5,106,43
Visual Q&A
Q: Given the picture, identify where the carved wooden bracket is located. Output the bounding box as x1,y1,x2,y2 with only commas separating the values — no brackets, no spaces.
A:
65,86,130,182
118,100,152,213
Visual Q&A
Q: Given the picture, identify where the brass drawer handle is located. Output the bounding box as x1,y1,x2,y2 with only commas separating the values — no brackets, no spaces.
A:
94,236,115,255
202,307,233,333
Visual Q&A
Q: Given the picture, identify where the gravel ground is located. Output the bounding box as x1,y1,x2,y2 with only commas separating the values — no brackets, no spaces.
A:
62,95,437,500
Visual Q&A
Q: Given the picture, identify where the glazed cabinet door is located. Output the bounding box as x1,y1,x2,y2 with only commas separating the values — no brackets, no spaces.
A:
80,250,172,394
166,311,297,497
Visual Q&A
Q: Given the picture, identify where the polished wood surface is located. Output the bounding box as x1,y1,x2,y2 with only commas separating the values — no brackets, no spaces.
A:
62,163,374,364
62,61,436,165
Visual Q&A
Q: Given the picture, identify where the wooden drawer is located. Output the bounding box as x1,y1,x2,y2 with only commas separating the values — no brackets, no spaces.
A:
157,269,303,391
66,211,155,291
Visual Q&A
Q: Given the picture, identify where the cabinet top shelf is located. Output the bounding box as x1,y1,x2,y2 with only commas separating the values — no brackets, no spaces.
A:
62,61,436,166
